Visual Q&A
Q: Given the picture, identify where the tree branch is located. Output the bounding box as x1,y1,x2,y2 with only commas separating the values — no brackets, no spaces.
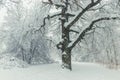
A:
66,0,102,29
35,13,62,32
69,17,120,50
70,29,79,34
43,1,65,8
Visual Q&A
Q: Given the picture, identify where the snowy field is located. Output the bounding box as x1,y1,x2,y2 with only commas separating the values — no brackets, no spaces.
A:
0,62,120,80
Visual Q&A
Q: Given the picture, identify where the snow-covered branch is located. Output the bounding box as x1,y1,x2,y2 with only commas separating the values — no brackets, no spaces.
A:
66,0,102,29
69,17,120,50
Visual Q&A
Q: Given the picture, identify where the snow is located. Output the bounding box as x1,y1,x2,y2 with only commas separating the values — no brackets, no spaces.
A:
0,62,120,80
0,54,29,69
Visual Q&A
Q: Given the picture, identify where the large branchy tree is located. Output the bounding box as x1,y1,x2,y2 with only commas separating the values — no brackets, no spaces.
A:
40,0,120,70
1,0,120,70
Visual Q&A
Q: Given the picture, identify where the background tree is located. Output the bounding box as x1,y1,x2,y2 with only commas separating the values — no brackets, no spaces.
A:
2,0,53,64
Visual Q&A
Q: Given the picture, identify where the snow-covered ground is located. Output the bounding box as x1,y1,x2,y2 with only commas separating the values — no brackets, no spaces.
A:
0,62,120,80
0,54,28,69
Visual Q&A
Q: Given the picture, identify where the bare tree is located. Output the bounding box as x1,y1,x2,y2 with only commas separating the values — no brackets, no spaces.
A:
38,0,120,70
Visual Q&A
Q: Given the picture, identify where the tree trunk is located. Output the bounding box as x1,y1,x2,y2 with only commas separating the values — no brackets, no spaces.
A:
62,48,72,70
60,0,72,70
